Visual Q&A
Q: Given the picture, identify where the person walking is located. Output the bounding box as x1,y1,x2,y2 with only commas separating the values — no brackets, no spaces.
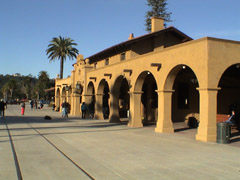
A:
88,101,94,119
0,99,5,118
61,101,68,118
52,103,56,111
30,100,34,110
20,101,25,115
35,100,38,109
81,102,87,119
40,101,44,110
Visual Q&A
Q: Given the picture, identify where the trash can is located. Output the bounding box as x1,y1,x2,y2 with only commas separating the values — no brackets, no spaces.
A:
217,122,231,144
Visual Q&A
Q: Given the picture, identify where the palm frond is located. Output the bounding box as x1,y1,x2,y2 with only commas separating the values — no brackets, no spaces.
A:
46,36,79,78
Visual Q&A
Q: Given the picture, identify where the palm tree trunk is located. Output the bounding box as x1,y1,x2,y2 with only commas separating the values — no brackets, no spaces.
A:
60,57,64,79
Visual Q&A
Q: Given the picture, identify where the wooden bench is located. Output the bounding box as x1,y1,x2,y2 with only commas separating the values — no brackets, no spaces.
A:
217,114,240,131
216,114,229,123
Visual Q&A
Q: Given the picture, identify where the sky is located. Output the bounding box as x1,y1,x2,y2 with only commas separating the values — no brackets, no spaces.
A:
1,0,240,79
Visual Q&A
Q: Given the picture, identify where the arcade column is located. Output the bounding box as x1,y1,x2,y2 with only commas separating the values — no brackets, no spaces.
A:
95,94,104,120
155,90,174,133
196,88,220,142
109,90,121,123
128,91,143,128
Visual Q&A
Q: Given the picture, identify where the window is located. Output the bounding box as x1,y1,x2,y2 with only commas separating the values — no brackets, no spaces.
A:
178,83,189,109
105,58,109,65
120,52,126,61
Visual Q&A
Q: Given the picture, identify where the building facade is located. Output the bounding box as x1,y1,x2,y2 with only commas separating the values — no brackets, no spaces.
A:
55,18,240,142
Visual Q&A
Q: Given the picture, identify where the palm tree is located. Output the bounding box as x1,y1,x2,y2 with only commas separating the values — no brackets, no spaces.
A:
46,36,79,79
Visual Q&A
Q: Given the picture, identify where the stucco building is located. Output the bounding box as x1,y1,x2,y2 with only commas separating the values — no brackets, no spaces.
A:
55,17,240,142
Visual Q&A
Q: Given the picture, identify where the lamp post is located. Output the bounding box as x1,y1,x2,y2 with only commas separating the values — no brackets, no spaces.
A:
76,83,83,94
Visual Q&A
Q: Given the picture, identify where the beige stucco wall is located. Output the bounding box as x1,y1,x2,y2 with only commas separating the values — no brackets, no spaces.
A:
84,37,208,91
207,38,240,87
55,37,240,143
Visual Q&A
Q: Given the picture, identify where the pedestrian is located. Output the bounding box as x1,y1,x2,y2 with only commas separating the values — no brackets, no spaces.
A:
35,100,38,109
40,102,44,110
5,100,7,109
89,101,94,119
81,102,87,119
0,99,5,118
52,103,56,111
30,100,34,110
61,101,68,118
20,101,25,115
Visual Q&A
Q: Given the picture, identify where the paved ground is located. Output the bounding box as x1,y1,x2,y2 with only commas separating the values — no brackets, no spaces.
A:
1,104,240,180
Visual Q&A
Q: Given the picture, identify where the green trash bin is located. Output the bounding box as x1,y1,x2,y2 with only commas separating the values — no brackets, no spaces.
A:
217,122,231,144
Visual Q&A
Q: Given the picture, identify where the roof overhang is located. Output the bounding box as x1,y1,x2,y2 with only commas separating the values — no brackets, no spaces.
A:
86,27,193,63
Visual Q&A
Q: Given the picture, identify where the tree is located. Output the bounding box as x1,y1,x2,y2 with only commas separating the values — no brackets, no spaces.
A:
46,36,79,79
145,0,172,32
6,79,17,98
1,84,9,100
0,79,17,100
22,75,35,99
34,71,50,100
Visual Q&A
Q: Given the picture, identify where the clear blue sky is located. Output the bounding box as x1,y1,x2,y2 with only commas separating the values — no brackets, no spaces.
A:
1,0,240,79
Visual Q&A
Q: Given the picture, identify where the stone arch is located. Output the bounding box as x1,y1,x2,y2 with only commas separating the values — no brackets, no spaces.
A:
109,75,130,122
62,87,66,102
217,63,240,118
134,71,158,126
56,88,60,111
86,81,96,117
210,59,240,88
95,79,110,119
67,86,72,113
97,79,108,94
134,71,153,91
87,81,95,95
67,86,72,101
165,64,199,130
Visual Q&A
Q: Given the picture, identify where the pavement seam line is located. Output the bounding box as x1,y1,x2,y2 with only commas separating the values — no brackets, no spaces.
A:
25,121,96,180
3,117,23,180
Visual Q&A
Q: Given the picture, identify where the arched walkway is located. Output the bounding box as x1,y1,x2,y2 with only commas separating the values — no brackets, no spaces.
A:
67,86,72,114
86,82,95,118
55,88,60,111
95,79,110,120
109,76,130,123
217,64,240,123
128,71,158,128
61,87,67,112
62,87,66,102
141,72,158,125
155,65,199,134
172,66,199,128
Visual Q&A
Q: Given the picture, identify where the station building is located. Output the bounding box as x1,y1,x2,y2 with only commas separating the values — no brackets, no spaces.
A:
55,17,240,142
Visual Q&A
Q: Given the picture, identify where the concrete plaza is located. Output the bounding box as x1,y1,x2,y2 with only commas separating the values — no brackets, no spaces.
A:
0,104,240,180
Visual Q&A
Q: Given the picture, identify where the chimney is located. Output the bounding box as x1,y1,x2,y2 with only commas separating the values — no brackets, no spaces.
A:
128,33,134,40
151,17,164,32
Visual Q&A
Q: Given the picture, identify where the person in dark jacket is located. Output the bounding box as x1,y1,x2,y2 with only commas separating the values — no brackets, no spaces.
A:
226,106,239,125
30,100,34,110
61,101,68,118
88,101,94,119
81,102,87,119
0,99,5,117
